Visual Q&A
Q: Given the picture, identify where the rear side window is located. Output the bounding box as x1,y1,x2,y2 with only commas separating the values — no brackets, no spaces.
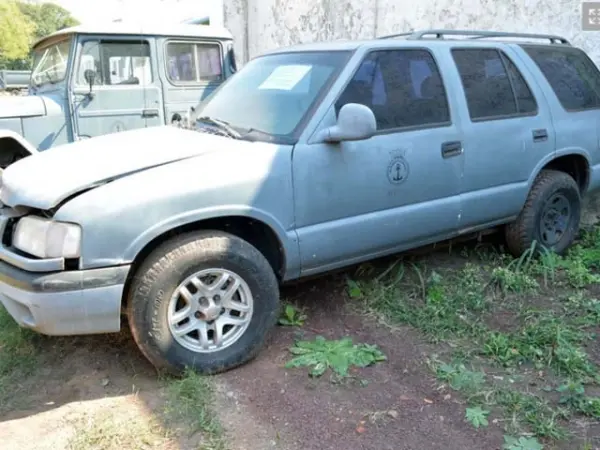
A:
452,48,537,120
522,45,600,111
166,41,223,84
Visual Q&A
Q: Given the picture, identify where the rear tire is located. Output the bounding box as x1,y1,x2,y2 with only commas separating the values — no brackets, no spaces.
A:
127,230,280,375
505,169,581,257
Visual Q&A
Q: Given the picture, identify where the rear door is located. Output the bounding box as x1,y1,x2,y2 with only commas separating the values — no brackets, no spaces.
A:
71,37,164,139
449,46,556,231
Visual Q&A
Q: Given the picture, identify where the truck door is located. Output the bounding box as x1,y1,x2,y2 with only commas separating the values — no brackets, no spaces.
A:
71,37,164,140
161,39,225,125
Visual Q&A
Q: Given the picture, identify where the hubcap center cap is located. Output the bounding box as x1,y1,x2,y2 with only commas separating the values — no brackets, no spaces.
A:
202,305,221,321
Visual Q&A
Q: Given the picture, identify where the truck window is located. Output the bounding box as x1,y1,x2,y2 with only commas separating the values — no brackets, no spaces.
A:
521,45,600,111
451,48,537,120
166,42,222,84
336,49,451,130
76,40,153,86
31,38,72,87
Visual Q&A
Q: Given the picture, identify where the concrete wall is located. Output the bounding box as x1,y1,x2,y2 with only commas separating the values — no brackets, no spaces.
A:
223,0,600,65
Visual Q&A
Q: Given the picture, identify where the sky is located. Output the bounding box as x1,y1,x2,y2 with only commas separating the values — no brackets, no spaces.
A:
49,0,223,26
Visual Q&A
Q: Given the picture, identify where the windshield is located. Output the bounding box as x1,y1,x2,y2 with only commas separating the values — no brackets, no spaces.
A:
194,50,352,141
31,38,72,87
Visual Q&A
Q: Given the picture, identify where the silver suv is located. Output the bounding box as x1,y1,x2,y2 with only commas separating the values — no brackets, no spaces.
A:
0,30,599,375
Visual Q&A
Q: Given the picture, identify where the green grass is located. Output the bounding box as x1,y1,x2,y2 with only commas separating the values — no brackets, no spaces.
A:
0,305,40,412
163,368,228,450
347,225,600,448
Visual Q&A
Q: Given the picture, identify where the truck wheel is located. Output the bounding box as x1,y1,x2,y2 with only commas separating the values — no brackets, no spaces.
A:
127,230,280,375
505,169,581,257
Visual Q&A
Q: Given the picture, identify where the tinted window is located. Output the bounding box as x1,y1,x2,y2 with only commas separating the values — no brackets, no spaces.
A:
166,42,223,83
452,49,537,120
522,45,600,111
503,54,537,114
336,49,451,130
77,40,152,86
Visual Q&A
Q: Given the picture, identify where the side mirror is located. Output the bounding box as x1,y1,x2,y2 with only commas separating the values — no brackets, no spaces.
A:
83,69,96,97
317,103,376,143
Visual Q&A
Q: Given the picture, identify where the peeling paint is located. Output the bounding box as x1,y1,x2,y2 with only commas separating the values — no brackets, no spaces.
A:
224,0,600,65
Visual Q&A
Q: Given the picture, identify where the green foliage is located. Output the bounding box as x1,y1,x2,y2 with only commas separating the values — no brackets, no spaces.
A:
435,362,485,396
0,1,78,70
278,304,307,327
557,380,600,418
465,406,489,429
502,435,544,450
18,2,78,41
0,0,34,69
285,336,387,378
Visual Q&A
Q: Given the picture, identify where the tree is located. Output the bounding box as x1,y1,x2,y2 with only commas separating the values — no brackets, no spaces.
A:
0,1,34,69
0,1,79,70
18,1,79,41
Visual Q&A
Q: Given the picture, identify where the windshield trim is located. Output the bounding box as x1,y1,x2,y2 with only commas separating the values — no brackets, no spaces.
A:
193,49,355,145
30,37,73,88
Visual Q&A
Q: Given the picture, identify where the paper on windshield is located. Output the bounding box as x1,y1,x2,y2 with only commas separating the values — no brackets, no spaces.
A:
258,65,312,91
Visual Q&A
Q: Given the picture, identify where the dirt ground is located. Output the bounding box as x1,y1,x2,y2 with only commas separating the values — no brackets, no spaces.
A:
0,271,508,450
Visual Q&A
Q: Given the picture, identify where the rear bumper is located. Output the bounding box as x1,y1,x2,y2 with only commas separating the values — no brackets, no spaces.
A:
0,260,130,335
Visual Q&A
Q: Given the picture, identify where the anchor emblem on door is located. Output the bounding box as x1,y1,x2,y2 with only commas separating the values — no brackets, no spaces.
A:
387,156,410,185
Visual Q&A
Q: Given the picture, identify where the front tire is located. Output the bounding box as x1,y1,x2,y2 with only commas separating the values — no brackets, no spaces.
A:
505,169,581,257
127,230,280,375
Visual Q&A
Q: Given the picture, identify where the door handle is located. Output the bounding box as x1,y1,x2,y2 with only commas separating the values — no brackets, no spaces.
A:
441,141,463,158
532,128,548,142
142,108,159,118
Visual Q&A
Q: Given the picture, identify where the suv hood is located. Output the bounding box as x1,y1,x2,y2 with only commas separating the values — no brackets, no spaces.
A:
0,126,249,210
0,95,46,119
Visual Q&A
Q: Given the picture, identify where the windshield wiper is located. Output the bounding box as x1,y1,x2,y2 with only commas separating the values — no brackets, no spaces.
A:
196,116,241,139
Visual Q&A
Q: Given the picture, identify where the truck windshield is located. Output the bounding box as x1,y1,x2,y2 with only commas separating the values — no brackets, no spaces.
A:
31,38,72,87
193,50,352,142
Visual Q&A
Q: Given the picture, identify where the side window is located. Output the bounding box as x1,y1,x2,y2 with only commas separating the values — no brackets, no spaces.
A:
522,45,600,111
451,48,537,120
502,54,537,114
77,40,152,86
166,42,223,84
335,49,451,130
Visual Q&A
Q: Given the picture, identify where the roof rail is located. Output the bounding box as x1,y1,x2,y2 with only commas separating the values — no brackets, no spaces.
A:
378,29,571,45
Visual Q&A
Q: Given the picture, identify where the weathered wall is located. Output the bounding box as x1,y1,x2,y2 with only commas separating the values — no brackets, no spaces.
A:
223,0,600,65
222,0,600,225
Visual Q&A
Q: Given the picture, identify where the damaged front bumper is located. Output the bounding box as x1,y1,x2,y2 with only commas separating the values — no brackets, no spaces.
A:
0,209,129,336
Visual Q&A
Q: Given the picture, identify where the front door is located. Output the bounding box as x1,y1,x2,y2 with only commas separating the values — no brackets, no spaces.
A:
293,48,464,275
71,37,164,140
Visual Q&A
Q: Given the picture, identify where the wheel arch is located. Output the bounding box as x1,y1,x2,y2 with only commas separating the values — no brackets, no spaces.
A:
122,213,291,308
0,130,37,170
529,150,591,194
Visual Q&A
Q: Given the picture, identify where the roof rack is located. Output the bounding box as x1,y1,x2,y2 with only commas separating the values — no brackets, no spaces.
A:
377,29,571,45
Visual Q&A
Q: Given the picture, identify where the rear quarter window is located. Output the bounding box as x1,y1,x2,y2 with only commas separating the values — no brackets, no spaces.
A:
522,45,600,111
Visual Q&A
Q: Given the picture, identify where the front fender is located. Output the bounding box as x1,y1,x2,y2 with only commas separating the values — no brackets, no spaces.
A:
123,204,300,277
0,129,38,170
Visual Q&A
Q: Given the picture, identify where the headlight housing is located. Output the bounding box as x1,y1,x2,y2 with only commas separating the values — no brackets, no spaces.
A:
13,216,82,259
